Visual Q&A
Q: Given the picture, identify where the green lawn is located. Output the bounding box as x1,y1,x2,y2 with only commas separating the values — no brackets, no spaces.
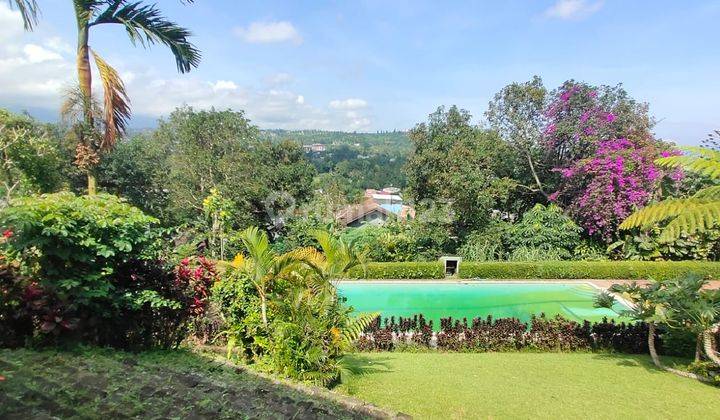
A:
338,352,720,419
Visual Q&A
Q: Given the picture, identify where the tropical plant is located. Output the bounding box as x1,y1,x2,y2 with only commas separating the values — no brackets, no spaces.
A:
603,280,714,380
11,0,200,194
507,203,581,256
235,226,301,326
656,275,720,366
621,146,720,243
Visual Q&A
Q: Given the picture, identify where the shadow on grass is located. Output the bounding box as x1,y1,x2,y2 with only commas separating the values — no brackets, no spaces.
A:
342,354,394,378
589,352,719,385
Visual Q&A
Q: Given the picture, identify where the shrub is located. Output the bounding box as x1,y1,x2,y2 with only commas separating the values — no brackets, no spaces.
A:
506,204,581,257
0,192,215,348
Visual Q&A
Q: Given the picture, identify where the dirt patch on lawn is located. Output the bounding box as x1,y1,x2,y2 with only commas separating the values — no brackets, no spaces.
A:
0,348,404,419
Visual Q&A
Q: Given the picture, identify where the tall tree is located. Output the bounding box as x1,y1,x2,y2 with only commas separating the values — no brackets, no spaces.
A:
405,106,517,237
486,76,549,198
9,0,200,194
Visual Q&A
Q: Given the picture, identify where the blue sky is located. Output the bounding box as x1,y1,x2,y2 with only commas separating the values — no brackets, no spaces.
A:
0,0,718,144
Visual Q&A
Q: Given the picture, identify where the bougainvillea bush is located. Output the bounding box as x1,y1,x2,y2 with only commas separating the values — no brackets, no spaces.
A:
545,82,682,242
0,192,217,349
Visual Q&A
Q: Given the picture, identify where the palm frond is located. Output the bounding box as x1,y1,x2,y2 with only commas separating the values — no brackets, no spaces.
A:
659,201,720,242
91,49,131,151
91,1,201,73
8,0,39,30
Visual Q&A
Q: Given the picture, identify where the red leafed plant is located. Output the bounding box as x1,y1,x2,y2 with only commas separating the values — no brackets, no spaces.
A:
176,256,218,317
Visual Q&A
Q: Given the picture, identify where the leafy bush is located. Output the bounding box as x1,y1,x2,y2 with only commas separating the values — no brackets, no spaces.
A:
609,227,720,261
457,221,510,261
0,192,215,348
507,204,581,257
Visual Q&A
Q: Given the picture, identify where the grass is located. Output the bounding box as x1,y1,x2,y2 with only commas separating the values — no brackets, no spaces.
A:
338,352,720,419
0,347,378,419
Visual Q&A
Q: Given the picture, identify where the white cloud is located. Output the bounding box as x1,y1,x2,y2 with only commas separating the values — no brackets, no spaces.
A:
23,44,63,63
296,95,305,105
234,21,302,44
329,98,367,110
212,80,238,91
544,0,604,20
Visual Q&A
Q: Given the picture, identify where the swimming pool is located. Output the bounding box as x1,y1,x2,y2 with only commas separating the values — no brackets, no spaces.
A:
337,281,628,326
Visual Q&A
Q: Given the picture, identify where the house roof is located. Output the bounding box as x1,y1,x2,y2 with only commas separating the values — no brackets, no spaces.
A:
335,199,393,226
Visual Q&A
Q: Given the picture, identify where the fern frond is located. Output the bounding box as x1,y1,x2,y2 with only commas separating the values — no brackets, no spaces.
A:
692,185,720,201
619,198,694,230
341,312,380,345
682,146,720,161
655,155,720,179
658,202,720,242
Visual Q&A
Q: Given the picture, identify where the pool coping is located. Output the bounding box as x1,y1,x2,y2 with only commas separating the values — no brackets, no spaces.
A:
336,279,636,310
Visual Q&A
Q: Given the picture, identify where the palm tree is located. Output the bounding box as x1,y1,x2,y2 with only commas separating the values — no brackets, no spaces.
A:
605,282,710,381
291,229,366,292
620,146,720,242
8,0,200,194
235,226,301,326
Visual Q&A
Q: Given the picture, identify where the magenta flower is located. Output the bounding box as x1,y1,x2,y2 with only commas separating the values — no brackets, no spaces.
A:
606,113,616,123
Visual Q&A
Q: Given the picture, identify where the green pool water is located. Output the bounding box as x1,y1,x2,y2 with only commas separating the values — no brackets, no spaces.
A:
337,281,628,327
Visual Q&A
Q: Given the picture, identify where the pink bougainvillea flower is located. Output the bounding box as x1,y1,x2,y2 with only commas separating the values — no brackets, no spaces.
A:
606,113,616,123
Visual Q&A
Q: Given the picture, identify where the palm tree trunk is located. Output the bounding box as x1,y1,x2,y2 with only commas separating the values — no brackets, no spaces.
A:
695,334,703,363
648,322,709,381
647,322,663,368
260,293,268,326
76,16,96,195
703,323,720,367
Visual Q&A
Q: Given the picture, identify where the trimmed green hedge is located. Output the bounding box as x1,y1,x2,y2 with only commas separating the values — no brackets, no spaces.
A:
346,262,445,279
344,261,720,280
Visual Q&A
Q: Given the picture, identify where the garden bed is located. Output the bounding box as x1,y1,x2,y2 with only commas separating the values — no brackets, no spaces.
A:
0,347,402,419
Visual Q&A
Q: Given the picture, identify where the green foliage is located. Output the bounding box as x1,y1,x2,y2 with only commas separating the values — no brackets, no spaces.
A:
123,107,316,228
341,261,720,280
621,146,720,242
405,106,519,236
97,133,170,219
0,192,213,348
459,261,720,280
218,228,376,385
457,222,511,261
609,227,720,261
507,204,581,256
346,262,445,279
0,109,69,204
1,192,158,290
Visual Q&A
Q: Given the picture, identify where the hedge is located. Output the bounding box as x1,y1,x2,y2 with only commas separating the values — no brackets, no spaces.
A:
346,262,445,279
344,261,720,280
